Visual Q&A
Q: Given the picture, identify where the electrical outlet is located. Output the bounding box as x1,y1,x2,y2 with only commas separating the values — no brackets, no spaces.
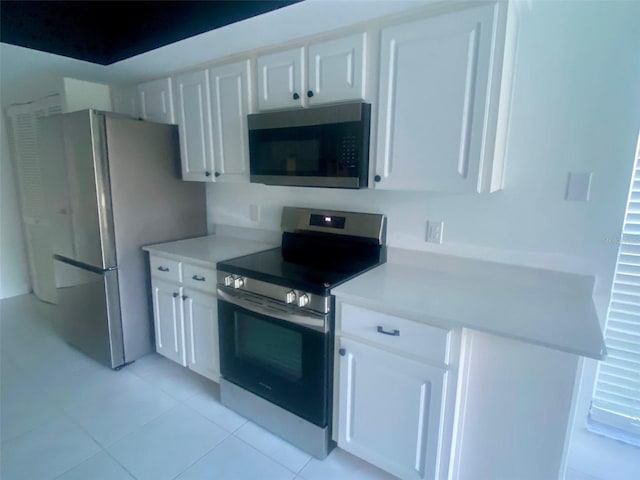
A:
426,220,444,244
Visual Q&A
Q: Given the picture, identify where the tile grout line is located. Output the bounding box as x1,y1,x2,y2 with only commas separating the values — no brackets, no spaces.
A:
231,429,312,476
167,430,234,480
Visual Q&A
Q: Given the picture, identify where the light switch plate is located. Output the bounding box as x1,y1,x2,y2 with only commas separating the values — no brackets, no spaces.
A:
566,172,592,201
250,204,260,222
426,220,444,244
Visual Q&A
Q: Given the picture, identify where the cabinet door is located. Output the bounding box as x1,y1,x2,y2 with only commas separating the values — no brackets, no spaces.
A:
307,33,367,106
209,60,251,183
151,278,186,366
257,47,305,110
375,4,498,192
338,337,446,480
174,70,215,181
139,78,175,124
182,288,220,382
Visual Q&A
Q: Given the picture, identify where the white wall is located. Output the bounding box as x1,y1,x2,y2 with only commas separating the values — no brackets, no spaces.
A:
0,115,31,298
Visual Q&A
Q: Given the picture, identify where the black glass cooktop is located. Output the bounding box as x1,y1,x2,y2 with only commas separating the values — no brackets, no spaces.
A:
217,245,384,296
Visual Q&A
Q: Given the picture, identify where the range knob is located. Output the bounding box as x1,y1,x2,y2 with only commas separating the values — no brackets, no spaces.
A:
233,277,245,289
224,275,234,287
297,294,310,308
285,290,297,304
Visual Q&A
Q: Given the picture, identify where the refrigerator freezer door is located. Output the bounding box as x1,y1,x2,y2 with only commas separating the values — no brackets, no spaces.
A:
53,257,124,368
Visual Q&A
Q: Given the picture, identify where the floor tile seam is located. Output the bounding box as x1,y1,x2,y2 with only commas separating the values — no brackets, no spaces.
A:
72,397,181,450
50,447,138,480
167,429,234,480
8,413,104,480
0,410,63,446
232,431,311,475
181,400,248,435
0,408,87,450
102,402,185,453
50,407,106,453
129,369,208,403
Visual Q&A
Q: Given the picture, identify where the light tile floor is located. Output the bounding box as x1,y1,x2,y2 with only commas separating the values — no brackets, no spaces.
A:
0,294,397,480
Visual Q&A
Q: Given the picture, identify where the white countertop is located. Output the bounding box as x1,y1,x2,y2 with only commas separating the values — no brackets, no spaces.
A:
333,250,607,360
143,236,606,359
142,235,278,268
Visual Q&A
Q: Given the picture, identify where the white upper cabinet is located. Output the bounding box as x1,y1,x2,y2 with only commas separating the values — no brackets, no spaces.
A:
374,2,515,193
209,60,252,182
138,78,175,124
257,32,367,110
257,47,305,110
174,70,215,181
307,33,367,106
173,61,251,183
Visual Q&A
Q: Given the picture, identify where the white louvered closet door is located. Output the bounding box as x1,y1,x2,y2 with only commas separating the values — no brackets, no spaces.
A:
590,136,640,445
7,95,63,304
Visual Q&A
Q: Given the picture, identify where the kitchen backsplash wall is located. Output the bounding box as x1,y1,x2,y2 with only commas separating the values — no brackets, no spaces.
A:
207,0,640,298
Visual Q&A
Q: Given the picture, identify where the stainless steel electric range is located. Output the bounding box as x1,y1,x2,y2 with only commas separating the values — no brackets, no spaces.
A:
216,207,387,459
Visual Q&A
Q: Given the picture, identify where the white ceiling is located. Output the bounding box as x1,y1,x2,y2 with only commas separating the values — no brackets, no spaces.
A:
0,0,426,106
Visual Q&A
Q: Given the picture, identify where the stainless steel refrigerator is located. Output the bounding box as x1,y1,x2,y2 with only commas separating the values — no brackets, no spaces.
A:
38,110,206,369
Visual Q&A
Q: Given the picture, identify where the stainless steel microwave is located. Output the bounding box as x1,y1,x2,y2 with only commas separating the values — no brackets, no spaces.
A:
248,102,371,189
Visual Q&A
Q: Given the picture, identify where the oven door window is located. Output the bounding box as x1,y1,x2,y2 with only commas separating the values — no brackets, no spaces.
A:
218,299,330,427
235,312,303,382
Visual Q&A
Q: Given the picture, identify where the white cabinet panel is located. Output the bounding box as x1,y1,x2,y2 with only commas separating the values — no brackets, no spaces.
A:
149,256,182,283
148,255,219,382
339,303,450,365
257,33,368,111
151,278,185,366
375,3,508,192
174,70,215,181
138,78,175,124
257,47,304,110
308,33,366,106
209,60,251,182
338,337,446,480
183,288,220,382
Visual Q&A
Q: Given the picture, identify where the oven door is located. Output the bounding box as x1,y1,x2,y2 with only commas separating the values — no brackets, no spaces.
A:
217,292,331,428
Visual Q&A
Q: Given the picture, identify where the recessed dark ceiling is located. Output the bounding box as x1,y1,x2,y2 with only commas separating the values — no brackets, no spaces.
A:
0,0,303,65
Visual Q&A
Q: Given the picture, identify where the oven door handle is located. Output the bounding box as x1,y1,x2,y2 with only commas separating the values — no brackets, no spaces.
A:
217,288,328,333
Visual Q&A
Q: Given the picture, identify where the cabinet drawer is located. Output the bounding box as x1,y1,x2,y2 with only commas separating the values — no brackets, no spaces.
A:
150,256,182,282
339,303,449,364
183,263,216,293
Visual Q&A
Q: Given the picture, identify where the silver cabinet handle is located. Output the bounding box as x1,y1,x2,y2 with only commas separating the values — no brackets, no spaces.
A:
158,266,170,272
182,295,188,301
339,348,346,356
192,275,206,282
377,326,400,336
172,292,179,298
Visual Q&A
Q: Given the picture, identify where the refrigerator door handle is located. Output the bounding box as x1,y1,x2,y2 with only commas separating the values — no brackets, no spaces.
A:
53,254,116,274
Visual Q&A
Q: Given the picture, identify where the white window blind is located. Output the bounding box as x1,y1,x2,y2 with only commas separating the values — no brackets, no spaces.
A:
589,137,640,446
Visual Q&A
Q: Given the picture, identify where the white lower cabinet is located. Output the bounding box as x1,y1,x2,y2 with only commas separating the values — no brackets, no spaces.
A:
338,337,446,480
149,254,220,382
335,302,457,480
151,278,186,366
182,287,220,382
